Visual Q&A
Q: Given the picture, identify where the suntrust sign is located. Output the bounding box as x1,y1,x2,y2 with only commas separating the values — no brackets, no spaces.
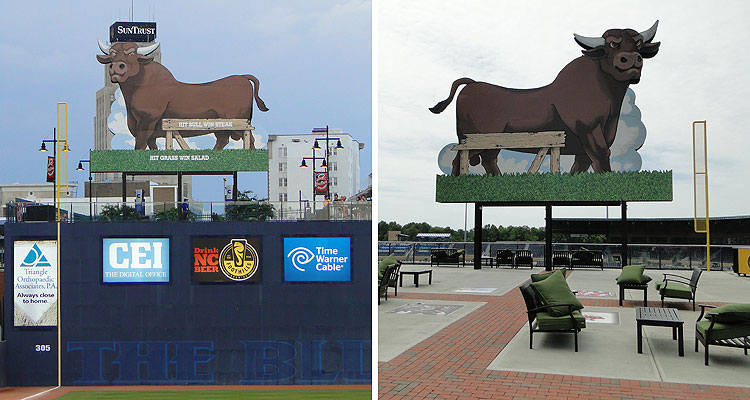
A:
284,237,351,282
109,21,157,43
103,238,169,283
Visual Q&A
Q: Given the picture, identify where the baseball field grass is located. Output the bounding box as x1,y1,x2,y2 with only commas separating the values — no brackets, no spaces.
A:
57,389,371,399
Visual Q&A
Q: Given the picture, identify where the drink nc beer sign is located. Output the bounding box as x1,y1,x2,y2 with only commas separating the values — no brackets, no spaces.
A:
193,237,261,282
102,238,169,283
284,237,351,282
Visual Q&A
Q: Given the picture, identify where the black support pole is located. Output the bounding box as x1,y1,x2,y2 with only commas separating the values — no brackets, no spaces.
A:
621,201,628,268
474,203,482,270
545,205,552,271
177,172,183,204
121,172,126,202
232,171,238,201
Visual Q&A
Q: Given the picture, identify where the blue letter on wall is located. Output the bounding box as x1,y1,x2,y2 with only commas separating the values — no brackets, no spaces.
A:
240,341,296,384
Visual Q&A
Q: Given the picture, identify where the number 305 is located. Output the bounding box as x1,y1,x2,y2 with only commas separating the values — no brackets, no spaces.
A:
35,345,51,352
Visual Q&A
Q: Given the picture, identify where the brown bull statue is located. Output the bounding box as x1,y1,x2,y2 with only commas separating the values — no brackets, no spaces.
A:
97,40,268,150
430,21,660,175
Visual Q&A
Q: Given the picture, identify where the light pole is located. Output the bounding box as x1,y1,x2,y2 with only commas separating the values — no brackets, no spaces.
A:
311,126,344,200
76,158,92,219
39,128,70,221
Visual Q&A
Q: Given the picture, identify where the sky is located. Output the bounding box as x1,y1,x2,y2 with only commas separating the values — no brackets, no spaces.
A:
0,0,371,202
378,0,750,229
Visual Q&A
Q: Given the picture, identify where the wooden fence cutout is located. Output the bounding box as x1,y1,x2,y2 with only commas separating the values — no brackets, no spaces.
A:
451,131,565,175
161,118,255,150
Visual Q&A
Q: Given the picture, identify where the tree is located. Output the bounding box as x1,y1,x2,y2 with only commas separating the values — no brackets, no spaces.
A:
98,205,144,221
225,190,275,221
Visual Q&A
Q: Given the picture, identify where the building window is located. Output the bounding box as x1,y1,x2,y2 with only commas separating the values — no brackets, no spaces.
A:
331,176,338,187
331,161,338,172
279,162,286,172
332,148,338,156
279,147,287,157
279,178,287,187
279,193,287,202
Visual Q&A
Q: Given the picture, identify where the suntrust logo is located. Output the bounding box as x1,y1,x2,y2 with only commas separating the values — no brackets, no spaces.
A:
284,238,351,282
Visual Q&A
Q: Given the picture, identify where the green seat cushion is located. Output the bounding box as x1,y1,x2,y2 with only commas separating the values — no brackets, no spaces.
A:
707,304,750,323
536,310,586,330
531,268,567,282
657,281,693,299
641,274,652,284
530,270,583,316
378,254,397,279
696,320,750,341
616,264,648,284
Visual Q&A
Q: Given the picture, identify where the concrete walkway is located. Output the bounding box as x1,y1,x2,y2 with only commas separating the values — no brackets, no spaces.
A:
379,264,750,399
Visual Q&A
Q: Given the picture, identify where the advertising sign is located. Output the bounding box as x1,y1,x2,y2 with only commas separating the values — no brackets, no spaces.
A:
134,189,145,216
46,156,55,182
109,21,157,43
14,240,58,326
102,238,169,283
284,237,351,282
90,150,268,173
315,172,328,195
193,237,261,282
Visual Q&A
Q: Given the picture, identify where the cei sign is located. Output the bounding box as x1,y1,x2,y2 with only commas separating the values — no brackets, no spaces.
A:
284,237,351,282
103,238,169,283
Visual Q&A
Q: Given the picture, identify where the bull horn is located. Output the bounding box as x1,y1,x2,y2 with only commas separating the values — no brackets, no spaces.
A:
573,33,605,49
639,20,659,43
137,42,160,56
97,38,111,54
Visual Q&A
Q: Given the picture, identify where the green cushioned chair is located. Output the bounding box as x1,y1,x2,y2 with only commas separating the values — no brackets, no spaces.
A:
695,304,750,365
656,266,702,311
615,265,652,306
378,264,399,305
519,276,585,352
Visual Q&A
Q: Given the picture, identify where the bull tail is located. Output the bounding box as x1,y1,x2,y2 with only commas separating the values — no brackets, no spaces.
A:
244,74,269,112
429,78,475,114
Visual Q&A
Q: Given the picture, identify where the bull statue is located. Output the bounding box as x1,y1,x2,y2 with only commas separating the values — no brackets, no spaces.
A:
430,21,660,175
96,40,268,150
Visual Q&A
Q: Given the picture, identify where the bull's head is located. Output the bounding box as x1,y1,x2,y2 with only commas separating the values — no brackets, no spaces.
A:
96,40,160,83
574,21,660,84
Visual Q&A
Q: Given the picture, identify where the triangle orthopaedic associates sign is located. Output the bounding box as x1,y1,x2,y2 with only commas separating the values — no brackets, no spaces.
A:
284,237,351,282
14,241,58,326
192,238,261,283
102,238,170,283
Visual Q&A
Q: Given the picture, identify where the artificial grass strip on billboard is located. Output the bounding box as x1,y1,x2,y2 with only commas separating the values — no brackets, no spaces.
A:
435,170,672,203
91,149,268,172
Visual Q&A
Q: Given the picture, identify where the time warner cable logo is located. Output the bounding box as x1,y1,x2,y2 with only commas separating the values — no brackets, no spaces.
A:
284,237,351,282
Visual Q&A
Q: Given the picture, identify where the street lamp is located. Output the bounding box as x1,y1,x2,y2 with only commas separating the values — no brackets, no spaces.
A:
39,128,70,221
76,158,92,219
310,125,344,201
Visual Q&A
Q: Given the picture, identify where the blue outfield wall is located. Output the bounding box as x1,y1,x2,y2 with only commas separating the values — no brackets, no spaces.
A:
3,221,371,386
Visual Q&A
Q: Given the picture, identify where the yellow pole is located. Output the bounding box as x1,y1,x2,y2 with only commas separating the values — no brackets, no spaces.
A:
55,102,68,386
704,121,710,271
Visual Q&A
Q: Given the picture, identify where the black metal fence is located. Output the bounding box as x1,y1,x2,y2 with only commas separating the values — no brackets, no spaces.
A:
378,241,735,270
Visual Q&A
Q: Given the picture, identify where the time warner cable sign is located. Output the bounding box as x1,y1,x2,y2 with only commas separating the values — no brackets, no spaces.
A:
284,237,351,282
103,238,169,283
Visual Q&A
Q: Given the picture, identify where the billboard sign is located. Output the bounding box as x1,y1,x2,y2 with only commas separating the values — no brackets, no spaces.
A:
192,237,261,282
284,237,351,282
102,238,169,283
46,156,55,182
109,21,156,43
90,150,268,173
14,240,58,326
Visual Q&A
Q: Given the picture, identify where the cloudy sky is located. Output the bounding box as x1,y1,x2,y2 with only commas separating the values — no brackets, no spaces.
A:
0,0,371,201
378,0,750,228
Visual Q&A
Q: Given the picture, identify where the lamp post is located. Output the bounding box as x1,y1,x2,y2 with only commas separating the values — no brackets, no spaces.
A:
39,128,70,221
311,126,344,200
300,148,325,201
76,158,92,219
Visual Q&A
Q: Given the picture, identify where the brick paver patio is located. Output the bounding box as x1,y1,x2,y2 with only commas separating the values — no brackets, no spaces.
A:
379,288,748,399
